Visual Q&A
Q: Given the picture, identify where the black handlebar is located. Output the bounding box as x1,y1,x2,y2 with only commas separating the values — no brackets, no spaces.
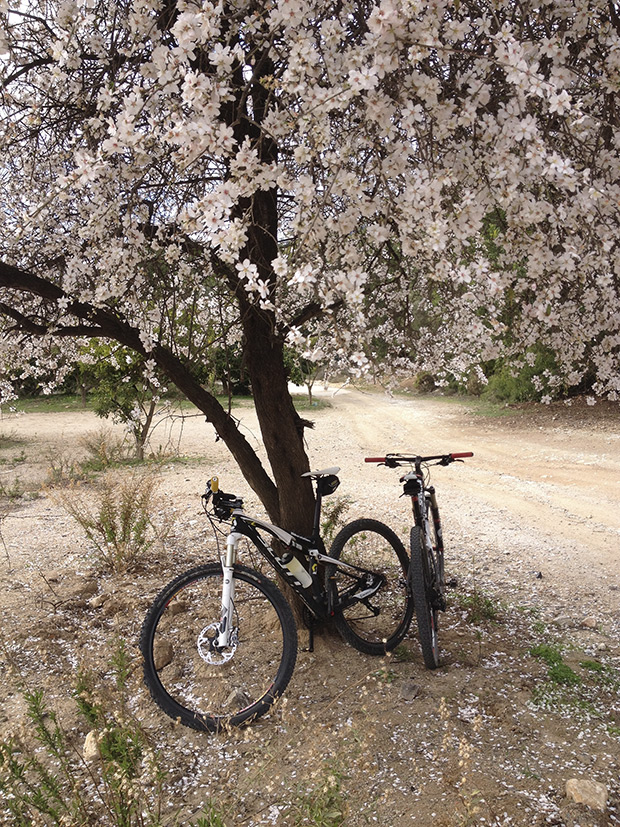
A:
202,478,245,519
365,452,473,468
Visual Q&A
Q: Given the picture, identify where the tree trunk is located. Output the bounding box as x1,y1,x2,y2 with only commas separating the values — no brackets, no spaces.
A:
137,398,157,461
242,308,315,535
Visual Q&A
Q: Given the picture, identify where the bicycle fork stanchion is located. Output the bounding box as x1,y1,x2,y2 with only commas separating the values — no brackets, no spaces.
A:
216,531,242,649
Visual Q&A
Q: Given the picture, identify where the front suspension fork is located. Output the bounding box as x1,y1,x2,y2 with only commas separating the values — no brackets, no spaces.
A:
217,531,242,648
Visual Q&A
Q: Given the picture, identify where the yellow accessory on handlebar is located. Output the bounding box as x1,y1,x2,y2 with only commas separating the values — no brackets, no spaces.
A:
210,476,219,493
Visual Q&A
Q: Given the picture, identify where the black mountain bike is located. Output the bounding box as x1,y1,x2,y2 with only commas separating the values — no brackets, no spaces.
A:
365,452,473,669
140,467,413,732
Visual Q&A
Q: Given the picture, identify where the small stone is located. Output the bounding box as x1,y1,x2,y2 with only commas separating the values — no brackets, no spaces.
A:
400,681,421,701
153,640,173,670
65,579,98,601
581,616,598,629
102,596,126,617
225,687,251,708
89,594,108,609
565,778,607,811
83,730,100,763
168,600,187,617
553,615,573,628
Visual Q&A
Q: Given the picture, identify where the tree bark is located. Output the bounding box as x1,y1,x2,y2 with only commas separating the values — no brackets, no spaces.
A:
241,306,315,535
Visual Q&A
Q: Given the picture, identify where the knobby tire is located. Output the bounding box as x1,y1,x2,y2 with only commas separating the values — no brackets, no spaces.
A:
327,518,413,655
409,525,441,669
140,563,297,732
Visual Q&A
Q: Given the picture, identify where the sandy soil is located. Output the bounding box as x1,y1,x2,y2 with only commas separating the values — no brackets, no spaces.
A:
0,389,619,826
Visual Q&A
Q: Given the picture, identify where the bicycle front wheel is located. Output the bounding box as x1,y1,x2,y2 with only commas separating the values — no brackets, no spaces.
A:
140,563,298,732
410,525,442,669
327,518,413,655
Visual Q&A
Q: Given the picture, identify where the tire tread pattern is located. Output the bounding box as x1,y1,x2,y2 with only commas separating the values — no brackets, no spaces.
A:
140,563,297,732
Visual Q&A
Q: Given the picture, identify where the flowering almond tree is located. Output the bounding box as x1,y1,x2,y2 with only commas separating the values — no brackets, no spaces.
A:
1,0,620,529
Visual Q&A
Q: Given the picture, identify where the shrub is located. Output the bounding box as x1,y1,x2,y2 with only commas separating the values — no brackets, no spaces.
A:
321,495,352,543
0,638,226,827
56,470,171,572
413,371,436,393
483,346,560,403
79,426,134,471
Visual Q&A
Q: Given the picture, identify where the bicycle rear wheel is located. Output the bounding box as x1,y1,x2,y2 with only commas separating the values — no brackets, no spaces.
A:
409,524,443,669
327,518,413,655
140,563,297,731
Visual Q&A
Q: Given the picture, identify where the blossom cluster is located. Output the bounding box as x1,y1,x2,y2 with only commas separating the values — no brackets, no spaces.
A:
1,0,620,397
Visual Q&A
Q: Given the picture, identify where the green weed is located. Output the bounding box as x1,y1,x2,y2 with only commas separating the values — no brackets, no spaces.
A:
321,495,352,543
0,430,23,449
373,668,398,684
458,591,500,624
580,658,606,673
530,643,580,686
391,644,417,663
528,641,620,733
0,477,25,501
548,662,581,687
0,449,27,466
192,803,227,826
529,643,563,666
0,639,169,827
290,763,347,827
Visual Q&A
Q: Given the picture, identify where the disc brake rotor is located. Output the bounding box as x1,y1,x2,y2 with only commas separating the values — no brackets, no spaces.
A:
197,623,237,665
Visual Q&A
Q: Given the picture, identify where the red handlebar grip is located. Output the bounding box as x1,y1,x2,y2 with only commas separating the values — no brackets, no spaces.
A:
451,452,474,458
365,457,386,463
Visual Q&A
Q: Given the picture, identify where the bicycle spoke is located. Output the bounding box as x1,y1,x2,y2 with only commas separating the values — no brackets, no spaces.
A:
141,564,297,731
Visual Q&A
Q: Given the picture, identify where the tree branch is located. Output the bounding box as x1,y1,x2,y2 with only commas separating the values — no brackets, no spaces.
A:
1,58,53,90
0,258,281,519
0,260,64,301
284,298,344,333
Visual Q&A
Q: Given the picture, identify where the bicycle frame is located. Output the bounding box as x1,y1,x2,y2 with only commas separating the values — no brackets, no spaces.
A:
211,501,387,651
364,451,473,606
400,458,443,530
400,468,446,606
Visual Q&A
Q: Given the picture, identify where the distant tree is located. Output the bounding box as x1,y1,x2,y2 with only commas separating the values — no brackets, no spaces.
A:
284,346,322,405
78,342,168,461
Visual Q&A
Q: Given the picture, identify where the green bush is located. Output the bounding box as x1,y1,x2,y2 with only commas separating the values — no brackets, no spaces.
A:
483,346,559,403
0,637,230,827
56,470,170,572
413,371,436,393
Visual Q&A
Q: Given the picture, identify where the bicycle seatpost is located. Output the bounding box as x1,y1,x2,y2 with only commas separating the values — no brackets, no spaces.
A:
312,489,323,541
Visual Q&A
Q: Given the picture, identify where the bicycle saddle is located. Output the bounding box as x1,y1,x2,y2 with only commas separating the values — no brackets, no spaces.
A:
302,466,340,478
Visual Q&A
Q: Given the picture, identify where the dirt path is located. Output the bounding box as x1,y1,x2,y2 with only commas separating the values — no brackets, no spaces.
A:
0,391,619,827
312,390,620,620
327,389,620,568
